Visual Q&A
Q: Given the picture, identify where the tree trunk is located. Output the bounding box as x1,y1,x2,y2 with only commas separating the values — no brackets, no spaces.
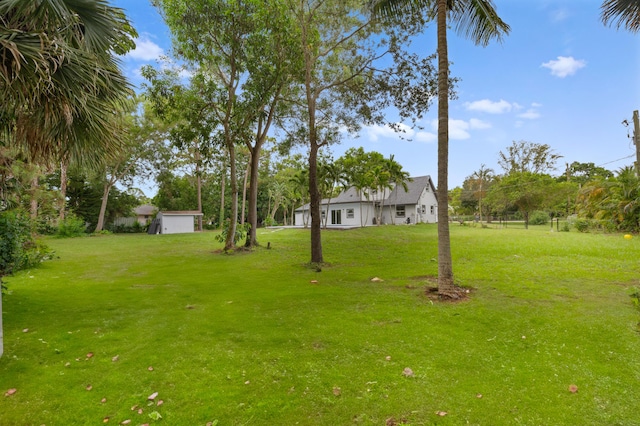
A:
241,156,250,226
219,159,226,230
245,144,261,247
436,0,455,296
29,175,38,221
59,160,68,222
309,141,323,264
195,148,203,232
224,141,238,252
95,182,111,232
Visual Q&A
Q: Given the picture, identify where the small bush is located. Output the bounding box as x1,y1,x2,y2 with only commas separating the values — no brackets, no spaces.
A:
529,211,550,225
1,211,53,288
560,221,571,232
56,214,87,238
573,218,590,233
215,220,249,245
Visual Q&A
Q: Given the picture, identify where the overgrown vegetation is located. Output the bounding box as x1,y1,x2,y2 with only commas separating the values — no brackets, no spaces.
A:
0,211,52,290
1,226,639,424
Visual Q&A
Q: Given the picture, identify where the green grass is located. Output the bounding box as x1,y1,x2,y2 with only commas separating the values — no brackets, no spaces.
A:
1,225,640,425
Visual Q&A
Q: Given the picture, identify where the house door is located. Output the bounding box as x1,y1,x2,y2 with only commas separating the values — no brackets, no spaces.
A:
331,209,342,225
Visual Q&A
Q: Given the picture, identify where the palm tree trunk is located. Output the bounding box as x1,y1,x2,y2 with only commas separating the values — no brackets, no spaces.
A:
436,0,455,295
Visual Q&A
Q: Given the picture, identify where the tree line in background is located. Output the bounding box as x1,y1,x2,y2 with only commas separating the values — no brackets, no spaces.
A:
450,140,639,233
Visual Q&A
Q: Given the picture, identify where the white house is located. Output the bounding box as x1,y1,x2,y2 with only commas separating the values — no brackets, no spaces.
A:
294,175,438,227
153,211,203,234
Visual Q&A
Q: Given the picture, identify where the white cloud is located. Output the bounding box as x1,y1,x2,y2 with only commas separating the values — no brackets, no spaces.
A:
127,36,164,61
550,8,570,23
464,99,513,114
469,118,491,129
364,123,414,142
449,119,471,140
518,109,541,120
414,131,436,143
541,56,586,78
531,102,543,108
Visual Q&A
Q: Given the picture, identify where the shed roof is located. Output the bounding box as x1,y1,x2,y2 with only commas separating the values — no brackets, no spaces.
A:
158,211,203,216
134,204,156,216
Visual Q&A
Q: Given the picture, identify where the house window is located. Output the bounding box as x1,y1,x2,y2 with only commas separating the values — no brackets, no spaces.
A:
346,208,354,219
421,205,426,214
396,205,406,217
430,205,435,215
331,209,342,225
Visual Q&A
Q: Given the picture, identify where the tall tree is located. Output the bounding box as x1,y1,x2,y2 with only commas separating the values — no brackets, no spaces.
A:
601,0,640,32
154,0,301,251
498,140,562,175
372,0,510,297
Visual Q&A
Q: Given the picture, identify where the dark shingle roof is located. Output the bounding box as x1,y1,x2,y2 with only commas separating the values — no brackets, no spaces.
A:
295,176,435,211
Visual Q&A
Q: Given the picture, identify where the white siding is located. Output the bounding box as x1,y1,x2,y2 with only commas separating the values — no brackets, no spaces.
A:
160,214,196,234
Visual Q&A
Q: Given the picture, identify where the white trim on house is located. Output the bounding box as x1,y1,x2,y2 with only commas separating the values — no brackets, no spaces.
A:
294,175,438,227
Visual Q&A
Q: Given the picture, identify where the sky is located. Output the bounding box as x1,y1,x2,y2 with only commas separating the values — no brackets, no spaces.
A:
113,0,640,190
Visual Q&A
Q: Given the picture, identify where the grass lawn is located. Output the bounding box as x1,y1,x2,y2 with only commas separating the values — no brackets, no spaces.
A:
1,224,639,425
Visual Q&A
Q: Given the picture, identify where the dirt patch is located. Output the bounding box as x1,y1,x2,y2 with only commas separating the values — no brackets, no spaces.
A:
411,275,472,302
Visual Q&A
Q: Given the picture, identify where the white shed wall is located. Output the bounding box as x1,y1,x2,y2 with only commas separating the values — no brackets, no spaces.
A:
160,215,196,234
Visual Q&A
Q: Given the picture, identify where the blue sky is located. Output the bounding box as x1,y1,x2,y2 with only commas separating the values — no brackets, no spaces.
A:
114,0,639,189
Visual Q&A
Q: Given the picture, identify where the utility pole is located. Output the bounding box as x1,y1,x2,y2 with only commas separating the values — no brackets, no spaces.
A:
634,110,640,176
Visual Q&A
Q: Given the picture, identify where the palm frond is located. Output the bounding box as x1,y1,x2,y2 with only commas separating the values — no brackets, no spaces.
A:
601,0,640,33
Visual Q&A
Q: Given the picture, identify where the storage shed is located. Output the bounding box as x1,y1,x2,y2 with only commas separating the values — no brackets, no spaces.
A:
155,211,203,234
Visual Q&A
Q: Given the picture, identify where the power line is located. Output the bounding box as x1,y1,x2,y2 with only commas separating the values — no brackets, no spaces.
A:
596,154,635,167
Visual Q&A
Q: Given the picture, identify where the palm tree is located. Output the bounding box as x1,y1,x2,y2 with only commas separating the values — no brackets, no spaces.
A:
372,0,509,297
1,0,135,167
601,0,640,32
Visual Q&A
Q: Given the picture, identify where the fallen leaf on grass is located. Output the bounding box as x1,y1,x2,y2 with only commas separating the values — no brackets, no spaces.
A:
310,280,318,284
147,366,154,372
402,367,414,377
131,405,139,411
569,384,578,393
148,411,162,421
385,356,391,361
86,385,92,391
5,388,17,396
147,392,158,401
101,398,107,403
103,417,110,423
86,352,94,359
22,328,29,333
156,400,164,406
371,277,383,282
332,387,341,396
120,420,131,425
111,355,119,362
476,394,483,399
436,411,448,416
137,408,143,415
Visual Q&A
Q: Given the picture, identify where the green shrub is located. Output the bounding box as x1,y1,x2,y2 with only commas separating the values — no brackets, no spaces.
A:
215,220,249,245
0,211,53,288
573,218,590,233
560,221,571,232
56,214,87,238
529,211,549,225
